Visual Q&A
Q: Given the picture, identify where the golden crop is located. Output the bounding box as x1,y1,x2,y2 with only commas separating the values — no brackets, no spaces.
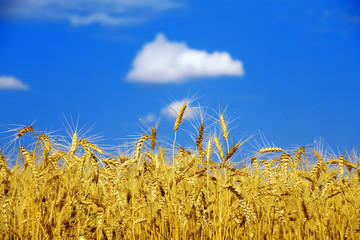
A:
0,103,359,239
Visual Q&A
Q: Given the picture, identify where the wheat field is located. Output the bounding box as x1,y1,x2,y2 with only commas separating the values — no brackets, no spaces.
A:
0,104,359,239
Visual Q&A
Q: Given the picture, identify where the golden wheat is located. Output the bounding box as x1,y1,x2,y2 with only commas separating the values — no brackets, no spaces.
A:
220,115,228,143
258,147,285,154
195,122,204,150
0,109,358,239
17,126,34,138
224,143,239,162
174,104,187,133
214,135,224,160
134,134,150,160
150,127,157,151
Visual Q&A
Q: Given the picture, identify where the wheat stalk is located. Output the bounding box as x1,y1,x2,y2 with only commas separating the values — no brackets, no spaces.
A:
134,134,150,160
338,155,345,179
294,146,305,169
17,126,34,138
68,132,78,158
258,147,285,154
39,134,51,160
173,102,187,163
251,157,259,175
150,127,157,152
196,123,204,151
214,136,224,160
220,115,228,143
174,104,187,133
224,143,239,162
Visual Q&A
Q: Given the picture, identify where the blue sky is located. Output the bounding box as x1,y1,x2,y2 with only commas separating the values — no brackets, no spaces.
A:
0,0,359,153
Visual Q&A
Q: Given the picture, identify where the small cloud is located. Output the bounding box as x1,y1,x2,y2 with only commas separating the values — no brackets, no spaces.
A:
139,113,156,123
127,33,244,83
0,76,29,90
1,0,183,26
69,13,140,26
161,99,200,120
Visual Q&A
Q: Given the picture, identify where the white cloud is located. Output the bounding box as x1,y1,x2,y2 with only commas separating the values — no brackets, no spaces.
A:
126,33,244,83
161,99,199,120
139,113,156,123
0,76,29,90
69,13,140,26
1,0,182,26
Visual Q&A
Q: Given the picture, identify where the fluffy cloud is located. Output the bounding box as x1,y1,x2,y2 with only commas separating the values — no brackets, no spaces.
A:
0,76,29,90
161,99,200,120
1,0,182,26
127,33,244,83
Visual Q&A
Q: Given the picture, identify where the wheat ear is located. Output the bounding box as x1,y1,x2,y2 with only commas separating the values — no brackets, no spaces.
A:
224,143,239,162
174,104,187,133
251,157,259,175
134,134,150,160
173,102,187,163
150,127,156,152
294,146,305,169
214,136,224,160
69,132,78,158
258,147,285,154
220,115,228,143
17,126,34,138
338,155,344,178
196,122,204,151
